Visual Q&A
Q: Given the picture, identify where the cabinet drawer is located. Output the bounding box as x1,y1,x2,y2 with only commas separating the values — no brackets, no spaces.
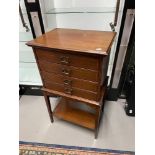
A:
44,81,97,101
39,60,98,82
35,49,99,70
42,71,98,92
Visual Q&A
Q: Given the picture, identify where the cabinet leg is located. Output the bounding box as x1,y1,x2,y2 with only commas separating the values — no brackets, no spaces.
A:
102,88,107,112
43,92,54,123
95,106,101,139
95,127,99,139
95,90,107,139
101,101,105,112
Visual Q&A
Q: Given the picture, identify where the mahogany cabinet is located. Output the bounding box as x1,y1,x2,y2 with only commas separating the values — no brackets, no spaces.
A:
27,28,116,138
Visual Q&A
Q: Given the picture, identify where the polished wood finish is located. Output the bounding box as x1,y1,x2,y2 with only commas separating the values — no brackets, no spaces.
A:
27,28,116,138
41,71,98,92
53,98,96,129
42,88,103,106
44,81,98,101
38,60,98,82
35,49,99,70
27,28,116,55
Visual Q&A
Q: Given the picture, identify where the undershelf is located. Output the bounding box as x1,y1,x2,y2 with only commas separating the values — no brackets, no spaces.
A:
53,98,96,130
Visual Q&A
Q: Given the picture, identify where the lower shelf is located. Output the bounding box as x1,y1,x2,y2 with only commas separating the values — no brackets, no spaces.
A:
53,98,96,130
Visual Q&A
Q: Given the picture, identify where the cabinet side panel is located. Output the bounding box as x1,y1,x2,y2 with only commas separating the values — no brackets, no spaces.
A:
96,54,110,101
32,47,45,87
101,54,110,86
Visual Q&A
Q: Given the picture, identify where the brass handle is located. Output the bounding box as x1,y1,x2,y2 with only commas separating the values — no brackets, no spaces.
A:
60,56,69,64
62,68,70,75
64,79,72,85
64,88,72,95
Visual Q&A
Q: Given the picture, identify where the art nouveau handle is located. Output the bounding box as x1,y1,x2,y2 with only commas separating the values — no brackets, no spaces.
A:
61,68,70,75
60,56,69,64
64,88,72,95
64,79,72,85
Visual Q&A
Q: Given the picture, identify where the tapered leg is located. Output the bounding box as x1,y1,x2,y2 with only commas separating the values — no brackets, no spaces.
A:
101,87,107,112
43,92,54,123
95,106,101,139
101,99,105,112
95,90,107,139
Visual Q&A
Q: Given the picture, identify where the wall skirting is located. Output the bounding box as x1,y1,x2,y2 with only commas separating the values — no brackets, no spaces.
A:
106,88,119,101
19,85,43,96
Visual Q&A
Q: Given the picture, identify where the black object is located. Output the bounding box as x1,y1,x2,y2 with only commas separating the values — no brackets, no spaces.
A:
19,85,43,96
108,0,135,101
120,39,135,116
124,66,135,116
24,0,45,38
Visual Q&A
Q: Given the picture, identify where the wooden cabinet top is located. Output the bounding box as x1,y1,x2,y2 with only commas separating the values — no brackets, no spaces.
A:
27,28,116,55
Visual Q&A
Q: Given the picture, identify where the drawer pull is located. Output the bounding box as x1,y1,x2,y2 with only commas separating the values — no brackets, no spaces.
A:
64,79,72,85
62,68,70,75
64,88,72,95
60,56,69,64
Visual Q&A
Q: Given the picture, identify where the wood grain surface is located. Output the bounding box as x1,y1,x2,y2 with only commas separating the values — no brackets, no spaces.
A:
27,28,116,55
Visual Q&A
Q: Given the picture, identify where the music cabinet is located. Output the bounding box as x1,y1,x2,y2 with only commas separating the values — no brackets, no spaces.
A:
27,28,116,138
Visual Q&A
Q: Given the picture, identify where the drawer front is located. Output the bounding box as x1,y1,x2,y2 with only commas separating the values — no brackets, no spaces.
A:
39,60,98,82
35,49,99,70
44,81,97,101
42,71,98,92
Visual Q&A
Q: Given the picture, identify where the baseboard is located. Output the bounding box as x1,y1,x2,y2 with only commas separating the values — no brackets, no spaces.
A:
19,85,119,101
106,88,119,101
19,85,43,96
